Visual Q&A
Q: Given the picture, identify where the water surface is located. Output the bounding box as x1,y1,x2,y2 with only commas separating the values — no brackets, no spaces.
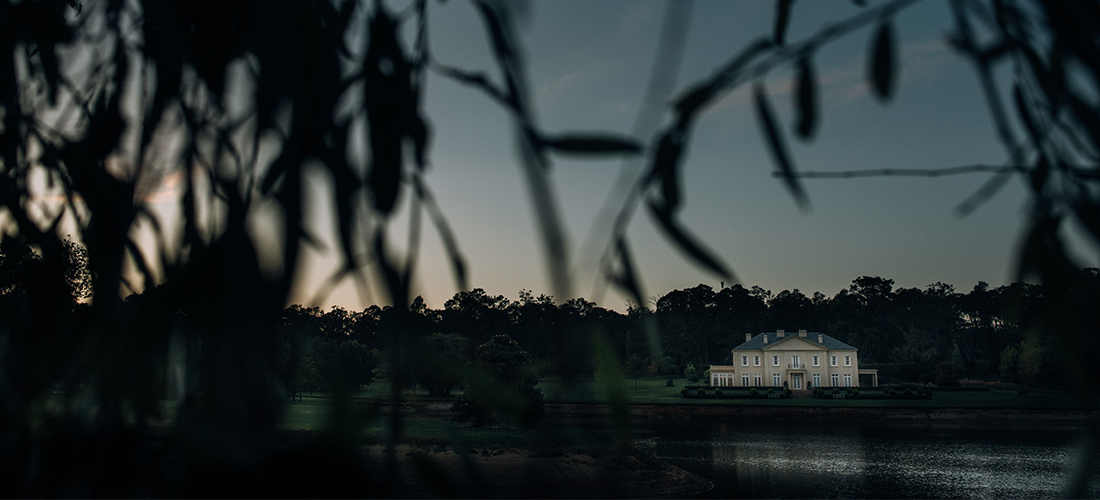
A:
633,420,1099,498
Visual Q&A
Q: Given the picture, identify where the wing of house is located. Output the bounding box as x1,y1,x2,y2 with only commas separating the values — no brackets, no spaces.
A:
709,329,878,389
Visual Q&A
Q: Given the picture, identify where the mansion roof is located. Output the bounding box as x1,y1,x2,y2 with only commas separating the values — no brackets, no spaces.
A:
734,332,856,351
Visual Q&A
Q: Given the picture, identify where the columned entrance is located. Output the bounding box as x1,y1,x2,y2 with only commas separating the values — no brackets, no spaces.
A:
857,369,879,387
791,374,802,390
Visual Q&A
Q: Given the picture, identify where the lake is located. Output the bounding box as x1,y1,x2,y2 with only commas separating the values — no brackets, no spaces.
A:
632,419,1100,498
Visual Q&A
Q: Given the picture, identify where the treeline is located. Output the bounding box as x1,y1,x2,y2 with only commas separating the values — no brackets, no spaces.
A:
275,272,1100,388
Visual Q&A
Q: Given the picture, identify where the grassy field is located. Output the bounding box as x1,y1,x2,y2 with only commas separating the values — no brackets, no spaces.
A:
103,379,1086,450
335,376,1086,409
539,377,1085,408
277,397,615,451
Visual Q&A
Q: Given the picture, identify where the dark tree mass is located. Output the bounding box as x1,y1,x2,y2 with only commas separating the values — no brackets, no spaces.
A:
259,273,1098,395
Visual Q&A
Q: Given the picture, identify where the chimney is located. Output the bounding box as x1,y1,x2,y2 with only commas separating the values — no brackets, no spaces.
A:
764,335,769,344
799,330,807,337
818,334,824,343
745,333,752,342
776,329,785,338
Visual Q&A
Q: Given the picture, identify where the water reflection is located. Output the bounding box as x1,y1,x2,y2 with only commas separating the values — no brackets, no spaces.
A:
638,421,1099,498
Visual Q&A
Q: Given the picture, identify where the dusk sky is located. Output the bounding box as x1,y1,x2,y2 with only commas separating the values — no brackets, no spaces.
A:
258,1,1094,311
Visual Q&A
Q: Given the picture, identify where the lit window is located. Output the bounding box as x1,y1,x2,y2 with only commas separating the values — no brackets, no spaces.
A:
754,374,761,386
773,374,781,387
831,374,839,387
844,374,852,387
742,374,749,387
812,374,820,387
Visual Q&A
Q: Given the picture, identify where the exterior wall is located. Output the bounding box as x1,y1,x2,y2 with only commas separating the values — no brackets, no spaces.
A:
713,336,861,388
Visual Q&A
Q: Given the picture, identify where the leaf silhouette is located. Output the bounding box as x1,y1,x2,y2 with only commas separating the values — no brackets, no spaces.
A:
1013,83,1042,148
607,237,644,309
754,83,809,210
413,174,468,291
646,131,686,214
647,199,733,281
773,0,795,46
794,56,818,140
543,134,643,156
868,20,897,102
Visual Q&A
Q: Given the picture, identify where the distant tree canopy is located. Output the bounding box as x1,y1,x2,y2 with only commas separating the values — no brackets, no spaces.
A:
260,272,1097,393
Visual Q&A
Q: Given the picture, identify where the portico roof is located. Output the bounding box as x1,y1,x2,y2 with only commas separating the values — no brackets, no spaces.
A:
733,332,856,351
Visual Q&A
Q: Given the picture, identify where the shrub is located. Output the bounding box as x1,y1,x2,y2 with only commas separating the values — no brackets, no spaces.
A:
784,388,792,397
697,388,706,396
904,388,912,396
925,389,933,398
680,389,688,397
750,388,759,397
852,389,859,397
666,378,674,387
832,388,840,394
766,388,775,395
684,364,699,383
659,356,679,376
715,389,723,398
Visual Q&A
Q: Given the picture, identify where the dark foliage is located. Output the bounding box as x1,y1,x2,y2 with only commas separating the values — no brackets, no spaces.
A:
1,0,1100,496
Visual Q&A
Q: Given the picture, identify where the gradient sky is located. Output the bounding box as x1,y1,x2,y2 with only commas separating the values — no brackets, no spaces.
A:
278,0,1098,312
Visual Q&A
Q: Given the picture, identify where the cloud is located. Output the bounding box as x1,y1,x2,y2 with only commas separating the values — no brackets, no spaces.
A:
536,69,585,106
706,36,955,113
832,36,954,104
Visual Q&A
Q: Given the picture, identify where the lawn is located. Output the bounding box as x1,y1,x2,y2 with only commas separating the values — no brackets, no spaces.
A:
537,376,1087,409
337,376,1086,409
278,397,615,450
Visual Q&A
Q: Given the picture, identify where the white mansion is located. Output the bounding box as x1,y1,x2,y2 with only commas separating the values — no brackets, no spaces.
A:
709,330,878,389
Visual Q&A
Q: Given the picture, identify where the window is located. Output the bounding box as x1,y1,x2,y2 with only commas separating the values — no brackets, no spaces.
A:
772,355,779,366
711,374,718,386
753,374,762,386
773,374,781,387
845,355,851,366
844,374,852,387
831,356,837,366
741,356,748,366
791,355,800,368
812,355,819,366
812,374,821,387
831,374,839,387
754,356,760,366
742,374,750,387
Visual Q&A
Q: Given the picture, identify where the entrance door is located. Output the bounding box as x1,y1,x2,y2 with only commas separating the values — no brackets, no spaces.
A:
791,374,802,390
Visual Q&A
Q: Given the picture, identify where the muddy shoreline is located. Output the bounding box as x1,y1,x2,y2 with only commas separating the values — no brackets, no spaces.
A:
364,444,713,498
